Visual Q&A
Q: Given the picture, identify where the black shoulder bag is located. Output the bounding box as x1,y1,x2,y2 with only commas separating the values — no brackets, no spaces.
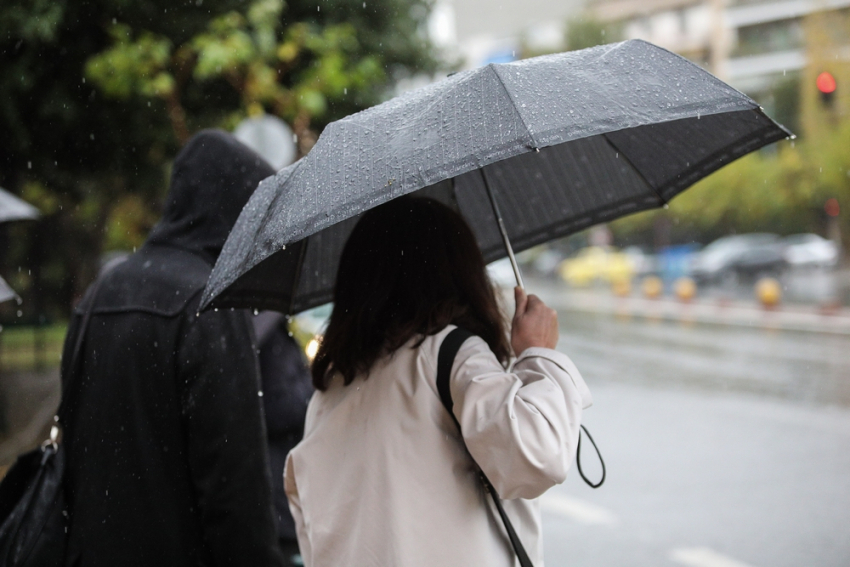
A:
0,273,108,566
436,328,606,567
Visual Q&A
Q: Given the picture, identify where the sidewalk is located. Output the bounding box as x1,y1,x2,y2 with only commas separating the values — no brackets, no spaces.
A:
523,277,850,335
0,369,60,470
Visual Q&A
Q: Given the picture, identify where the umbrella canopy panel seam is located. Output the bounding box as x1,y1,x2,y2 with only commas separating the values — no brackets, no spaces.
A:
488,64,538,149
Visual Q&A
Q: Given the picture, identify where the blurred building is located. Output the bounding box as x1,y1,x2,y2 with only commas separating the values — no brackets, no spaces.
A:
422,0,849,132
589,0,850,129
428,0,587,69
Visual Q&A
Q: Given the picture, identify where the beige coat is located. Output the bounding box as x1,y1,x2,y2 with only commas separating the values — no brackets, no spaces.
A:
284,325,592,567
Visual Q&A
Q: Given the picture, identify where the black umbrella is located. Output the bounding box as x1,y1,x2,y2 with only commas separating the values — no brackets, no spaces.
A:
200,40,790,314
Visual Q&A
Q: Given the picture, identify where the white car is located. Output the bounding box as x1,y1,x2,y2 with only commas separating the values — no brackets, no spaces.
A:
783,234,839,268
487,258,518,288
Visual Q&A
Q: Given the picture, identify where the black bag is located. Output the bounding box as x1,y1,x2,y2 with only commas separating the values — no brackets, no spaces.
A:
0,435,67,565
0,271,109,566
436,327,606,567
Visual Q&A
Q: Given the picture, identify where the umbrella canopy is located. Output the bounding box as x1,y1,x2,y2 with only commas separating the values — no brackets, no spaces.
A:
0,187,40,224
201,39,790,314
0,275,19,305
0,188,39,304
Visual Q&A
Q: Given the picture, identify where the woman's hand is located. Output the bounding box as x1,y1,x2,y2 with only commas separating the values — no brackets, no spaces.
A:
511,286,559,354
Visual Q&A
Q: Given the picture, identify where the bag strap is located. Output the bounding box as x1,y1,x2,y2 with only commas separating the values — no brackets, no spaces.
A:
437,327,534,567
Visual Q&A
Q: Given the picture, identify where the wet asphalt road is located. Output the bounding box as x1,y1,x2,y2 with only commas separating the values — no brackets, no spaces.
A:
539,309,850,567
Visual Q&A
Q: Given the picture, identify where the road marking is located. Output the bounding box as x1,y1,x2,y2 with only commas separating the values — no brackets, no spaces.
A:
669,547,757,567
539,493,618,525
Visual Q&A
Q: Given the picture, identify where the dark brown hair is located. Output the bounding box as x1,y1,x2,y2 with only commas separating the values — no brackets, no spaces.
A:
311,195,511,390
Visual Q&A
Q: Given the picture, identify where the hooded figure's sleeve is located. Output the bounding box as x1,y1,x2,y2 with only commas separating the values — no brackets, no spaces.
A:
449,336,592,501
177,308,283,567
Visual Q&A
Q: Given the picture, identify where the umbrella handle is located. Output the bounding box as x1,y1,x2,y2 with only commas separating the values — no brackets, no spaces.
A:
481,169,524,289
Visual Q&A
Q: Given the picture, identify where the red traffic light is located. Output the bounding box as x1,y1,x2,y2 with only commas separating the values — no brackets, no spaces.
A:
817,72,837,94
825,198,840,217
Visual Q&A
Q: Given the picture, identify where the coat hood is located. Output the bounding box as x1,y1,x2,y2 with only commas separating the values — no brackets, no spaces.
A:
146,129,276,264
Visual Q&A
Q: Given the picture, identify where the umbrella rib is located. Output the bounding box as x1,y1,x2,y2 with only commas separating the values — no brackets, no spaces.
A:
602,135,667,207
488,65,537,150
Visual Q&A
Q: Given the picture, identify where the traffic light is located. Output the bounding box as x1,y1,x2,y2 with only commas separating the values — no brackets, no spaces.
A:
817,71,837,106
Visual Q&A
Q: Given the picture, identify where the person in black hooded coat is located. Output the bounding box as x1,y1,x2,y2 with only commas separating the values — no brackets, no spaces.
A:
59,130,284,567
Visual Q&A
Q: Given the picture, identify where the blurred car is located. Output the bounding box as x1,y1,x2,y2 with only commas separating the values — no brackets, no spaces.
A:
688,233,786,282
293,302,332,336
622,246,659,277
558,246,634,287
657,243,699,281
531,249,566,276
783,233,839,268
487,258,518,288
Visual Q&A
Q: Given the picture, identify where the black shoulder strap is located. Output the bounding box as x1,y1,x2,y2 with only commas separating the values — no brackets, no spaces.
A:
437,327,534,567
436,327,472,428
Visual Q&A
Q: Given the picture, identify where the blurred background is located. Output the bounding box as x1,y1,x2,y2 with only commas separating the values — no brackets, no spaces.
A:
1,0,849,565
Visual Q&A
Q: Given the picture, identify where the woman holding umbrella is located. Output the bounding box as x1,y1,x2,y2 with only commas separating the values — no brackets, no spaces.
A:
284,196,592,567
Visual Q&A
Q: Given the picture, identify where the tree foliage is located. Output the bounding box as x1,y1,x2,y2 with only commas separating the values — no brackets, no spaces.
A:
0,0,437,322
564,14,618,52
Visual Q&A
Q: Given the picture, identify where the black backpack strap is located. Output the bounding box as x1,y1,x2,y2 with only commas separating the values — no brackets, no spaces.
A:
437,327,534,567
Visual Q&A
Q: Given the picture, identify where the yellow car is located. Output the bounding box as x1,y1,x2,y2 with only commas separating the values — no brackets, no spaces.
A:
558,246,634,287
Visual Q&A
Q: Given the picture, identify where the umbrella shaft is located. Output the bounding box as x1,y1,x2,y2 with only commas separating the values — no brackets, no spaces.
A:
481,170,524,289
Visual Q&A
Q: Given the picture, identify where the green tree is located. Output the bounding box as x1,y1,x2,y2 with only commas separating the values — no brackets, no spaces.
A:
564,14,619,52
0,0,437,322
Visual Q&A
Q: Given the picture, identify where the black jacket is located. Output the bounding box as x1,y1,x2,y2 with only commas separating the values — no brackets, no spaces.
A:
60,130,283,567
252,313,313,542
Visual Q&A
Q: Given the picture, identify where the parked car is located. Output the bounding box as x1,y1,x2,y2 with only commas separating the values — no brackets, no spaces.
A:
688,233,786,283
622,246,660,277
783,233,839,268
487,257,518,288
558,246,634,287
